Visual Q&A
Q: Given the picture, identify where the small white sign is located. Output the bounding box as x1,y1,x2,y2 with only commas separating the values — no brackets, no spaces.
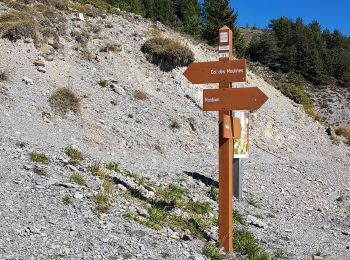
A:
219,53,229,58
220,32,229,43
219,45,230,51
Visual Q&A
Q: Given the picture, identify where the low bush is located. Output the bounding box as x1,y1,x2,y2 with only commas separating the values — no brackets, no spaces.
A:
0,10,39,43
49,87,81,115
335,125,350,145
141,36,194,71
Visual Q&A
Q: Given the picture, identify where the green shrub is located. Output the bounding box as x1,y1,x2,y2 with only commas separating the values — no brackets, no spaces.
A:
49,87,81,115
141,37,194,71
30,152,50,165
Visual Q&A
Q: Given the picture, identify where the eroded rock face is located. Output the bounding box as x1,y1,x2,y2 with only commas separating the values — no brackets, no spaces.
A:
0,3,349,260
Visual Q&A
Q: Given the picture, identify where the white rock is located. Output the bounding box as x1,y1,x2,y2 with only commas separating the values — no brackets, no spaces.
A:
22,77,34,85
247,215,268,229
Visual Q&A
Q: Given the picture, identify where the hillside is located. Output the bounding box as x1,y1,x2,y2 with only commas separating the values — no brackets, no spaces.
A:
0,3,350,260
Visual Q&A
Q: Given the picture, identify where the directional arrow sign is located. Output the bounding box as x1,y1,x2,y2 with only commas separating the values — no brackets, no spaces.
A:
203,87,268,111
184,59,246,84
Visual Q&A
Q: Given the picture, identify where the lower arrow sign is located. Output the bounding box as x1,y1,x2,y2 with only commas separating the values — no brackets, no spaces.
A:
203,87,268,111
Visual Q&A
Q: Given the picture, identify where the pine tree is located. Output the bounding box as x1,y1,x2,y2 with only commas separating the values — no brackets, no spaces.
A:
203,0,242,54
142,0,155,19
153,0,175,26
182,0,202,37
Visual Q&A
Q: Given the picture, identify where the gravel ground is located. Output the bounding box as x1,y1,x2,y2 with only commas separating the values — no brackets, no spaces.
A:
0,5,349,260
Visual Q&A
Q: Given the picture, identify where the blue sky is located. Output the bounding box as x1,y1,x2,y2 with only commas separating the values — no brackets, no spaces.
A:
230,0,350,36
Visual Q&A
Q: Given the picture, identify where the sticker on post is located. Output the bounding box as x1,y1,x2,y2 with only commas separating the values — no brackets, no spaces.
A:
233,111,250,158
219,53,229,59
220,32,228,43
219,45,230,51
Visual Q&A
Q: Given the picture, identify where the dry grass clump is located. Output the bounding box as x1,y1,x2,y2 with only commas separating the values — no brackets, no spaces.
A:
0,10,39,42
101,42,122,53
49,87,81,115
0,3,67,47
0,71,8,81
141,37,194,71
335,125,350,145
133,90,147,100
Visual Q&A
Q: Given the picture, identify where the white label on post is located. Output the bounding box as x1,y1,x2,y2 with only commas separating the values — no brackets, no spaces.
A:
219,53,229,58
219,45,230,51
220,32,228,43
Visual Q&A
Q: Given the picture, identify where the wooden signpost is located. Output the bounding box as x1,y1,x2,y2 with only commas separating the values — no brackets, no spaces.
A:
183,26,268,252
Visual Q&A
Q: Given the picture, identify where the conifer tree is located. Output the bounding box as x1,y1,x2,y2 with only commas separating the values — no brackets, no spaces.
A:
153,0,175,26
182,0,202,37
142,0,155,19
202,0,242,55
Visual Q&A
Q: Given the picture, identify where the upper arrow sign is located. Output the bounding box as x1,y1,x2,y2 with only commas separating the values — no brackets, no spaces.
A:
184,59,246,84
203,87,268,111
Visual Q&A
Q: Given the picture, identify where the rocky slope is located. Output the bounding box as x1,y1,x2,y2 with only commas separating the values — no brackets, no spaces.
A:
0,5,349,260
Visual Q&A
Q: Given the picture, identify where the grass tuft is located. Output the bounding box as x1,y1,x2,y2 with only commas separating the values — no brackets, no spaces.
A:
170,120,181,129
208,186,218,201
49,87,80,115
157,184,186,208
202,243,226,260
71,173,86,186
33,166,47,176
99,79,108,87
233,209,246,226
65,147,84,166
63,195,72,205
106,162,119,172
273,249,288,259
102,180,114,193
247,197,260,208
186,200,212,215
141,36,194,71
233,229,270,259
29,152,50,165
92,193,109,213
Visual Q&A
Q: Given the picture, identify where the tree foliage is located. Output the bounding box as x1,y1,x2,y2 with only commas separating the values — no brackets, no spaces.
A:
246,17,350,88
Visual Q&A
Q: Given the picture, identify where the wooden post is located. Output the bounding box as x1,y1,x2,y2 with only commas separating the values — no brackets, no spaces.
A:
218,26,233,252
